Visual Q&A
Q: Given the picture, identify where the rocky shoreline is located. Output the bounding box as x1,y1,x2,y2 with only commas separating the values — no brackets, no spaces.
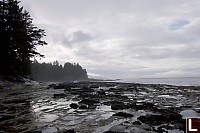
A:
0,81,200,132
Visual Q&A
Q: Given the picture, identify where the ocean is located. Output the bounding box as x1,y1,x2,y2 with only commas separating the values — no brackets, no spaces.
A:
117,77,200,86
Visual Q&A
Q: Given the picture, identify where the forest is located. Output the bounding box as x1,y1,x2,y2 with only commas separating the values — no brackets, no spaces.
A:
31,60,88,82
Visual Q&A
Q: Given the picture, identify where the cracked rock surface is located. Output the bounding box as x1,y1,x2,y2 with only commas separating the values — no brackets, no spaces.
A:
0,81,200,133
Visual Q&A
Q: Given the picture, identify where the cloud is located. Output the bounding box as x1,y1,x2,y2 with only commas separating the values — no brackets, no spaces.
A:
60,30,95,48
71,31,94,43
20,0,200,78
154,69,200,78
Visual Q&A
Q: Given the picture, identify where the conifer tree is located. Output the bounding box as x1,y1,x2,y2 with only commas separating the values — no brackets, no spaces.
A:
0,0,47,76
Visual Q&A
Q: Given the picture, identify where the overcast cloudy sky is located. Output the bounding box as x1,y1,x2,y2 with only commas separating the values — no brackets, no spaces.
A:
20,0,200,79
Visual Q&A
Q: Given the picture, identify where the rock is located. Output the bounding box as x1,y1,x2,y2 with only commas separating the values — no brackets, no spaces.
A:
97,90,106,95
82,86,90,89
79,104,88,109
103,131,125,133
130,102,156,111
79,99,99,105
79,93,94,98
63,129,76,133
90,85,99,88
0,114,16,121
46,84,56,89
132,121,142,125
23,129,42,133
81,86,94,92
108,125,128,132
138,112,183,126
9,92,24,96
87,104,98,109
111,101,128,110
130,127,150,133
54,84,65,89
138,115,166,125
69,103,78,109
4,99,29,104
53,93,66,99
54,84,71,90
113,112,133,118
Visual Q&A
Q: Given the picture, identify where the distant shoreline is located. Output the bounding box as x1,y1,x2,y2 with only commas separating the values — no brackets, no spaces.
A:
1,76,200,90
86,77,200,87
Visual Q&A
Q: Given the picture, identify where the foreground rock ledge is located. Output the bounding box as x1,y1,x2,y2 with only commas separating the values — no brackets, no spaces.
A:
0,81,199,133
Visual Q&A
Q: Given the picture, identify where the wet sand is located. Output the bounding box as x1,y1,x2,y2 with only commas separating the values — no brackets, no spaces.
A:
0,81,200,133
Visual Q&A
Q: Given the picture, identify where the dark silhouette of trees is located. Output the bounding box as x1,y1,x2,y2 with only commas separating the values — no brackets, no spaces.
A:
0,0,47,76
31,60,88,82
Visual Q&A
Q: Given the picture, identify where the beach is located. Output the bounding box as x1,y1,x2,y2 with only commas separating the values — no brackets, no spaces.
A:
0,81,200,133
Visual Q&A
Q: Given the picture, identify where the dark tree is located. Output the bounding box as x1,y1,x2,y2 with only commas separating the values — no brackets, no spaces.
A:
31,60,88,82
0,0,47,76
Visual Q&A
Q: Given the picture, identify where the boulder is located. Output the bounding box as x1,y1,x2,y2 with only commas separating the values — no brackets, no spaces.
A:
111,101,127,110
138,113,183,126
79,104,88,109
69,103,78,109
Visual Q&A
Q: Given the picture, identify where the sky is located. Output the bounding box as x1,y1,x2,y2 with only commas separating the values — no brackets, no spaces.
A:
20,0,200,79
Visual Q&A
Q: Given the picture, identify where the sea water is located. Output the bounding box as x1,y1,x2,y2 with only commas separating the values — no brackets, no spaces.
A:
118,77,200,86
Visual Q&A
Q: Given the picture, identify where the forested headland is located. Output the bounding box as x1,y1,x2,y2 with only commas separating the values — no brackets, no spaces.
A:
31,60,88,82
